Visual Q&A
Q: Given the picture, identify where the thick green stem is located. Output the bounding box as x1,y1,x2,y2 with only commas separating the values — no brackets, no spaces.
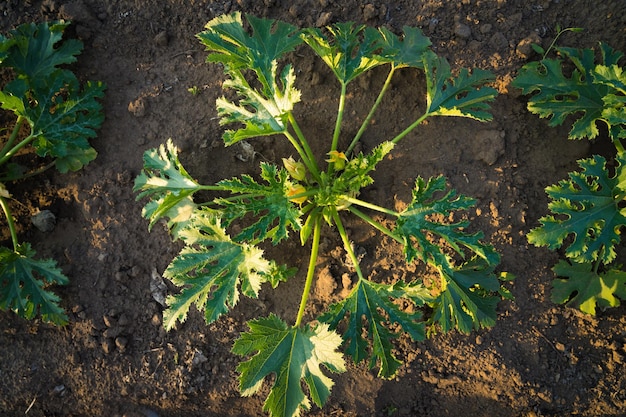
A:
390,112,430,145
349,206,401,244
0,119,36,168
346,66,396,156
284,130,320,182
344,196,397,216
294,216,321,327
331,209,365,281
288,112,320,179
330,83,348,156
0,196,19,251
0,116,25,161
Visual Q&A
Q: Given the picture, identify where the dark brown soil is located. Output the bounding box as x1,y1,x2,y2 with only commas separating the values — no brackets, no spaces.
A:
1,1,626,416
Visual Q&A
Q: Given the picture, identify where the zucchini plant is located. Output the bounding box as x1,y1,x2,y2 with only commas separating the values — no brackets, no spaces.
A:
0,21,105,325
135,13,511,417
513,30,626,314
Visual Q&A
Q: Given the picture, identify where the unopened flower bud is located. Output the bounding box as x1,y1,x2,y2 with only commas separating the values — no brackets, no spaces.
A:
282,156,306,181
326,150,347,171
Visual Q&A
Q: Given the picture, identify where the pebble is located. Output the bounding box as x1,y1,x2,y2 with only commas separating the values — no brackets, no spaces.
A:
454,22,472,39
489,32,508,50
115,336,128,352
516,32,542,58
363,4,377,21
316,12,332,27
154,31,168,47
102,338,115,354
474,130,505,165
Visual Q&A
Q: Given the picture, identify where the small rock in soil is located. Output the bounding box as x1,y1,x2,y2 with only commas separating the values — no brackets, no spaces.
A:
316,11,332,27
454,22,472,39
150,268,167,307
516,32,542,58
31,210,56,232
102,338,115,354
489,32,508,50
154,31,168,47
474,129,505,165
115,336,128,352
363,4,377,21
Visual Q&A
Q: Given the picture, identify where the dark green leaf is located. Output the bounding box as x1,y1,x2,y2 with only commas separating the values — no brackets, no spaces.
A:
551,260,626,314
233,314,345,417
217,162,302,244
162,209,274,330
512,43,624,139
527,154,626,264
423,50,497,121
430,258,502,333
396,176,500,274
0,21,83,79
303,22,384,85
320,279,428,379
372,26,431,68
198,12,302,95
0,243,68,325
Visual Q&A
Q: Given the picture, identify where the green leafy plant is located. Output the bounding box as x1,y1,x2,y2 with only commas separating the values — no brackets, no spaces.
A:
513,30,626,314
0,21,105,324
135,12,511,417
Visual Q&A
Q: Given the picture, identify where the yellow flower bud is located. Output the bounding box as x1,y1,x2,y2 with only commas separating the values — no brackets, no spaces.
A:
282,156,306,181
286,183,307,204
326,150,347,170
0,182,11,198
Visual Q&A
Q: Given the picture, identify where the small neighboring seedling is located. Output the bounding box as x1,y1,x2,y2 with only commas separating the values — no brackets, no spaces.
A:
0,21,106,325
135,13,511,417
513,30,626,314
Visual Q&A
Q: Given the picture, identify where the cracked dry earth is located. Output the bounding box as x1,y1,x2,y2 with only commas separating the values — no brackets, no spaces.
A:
1,1,626,416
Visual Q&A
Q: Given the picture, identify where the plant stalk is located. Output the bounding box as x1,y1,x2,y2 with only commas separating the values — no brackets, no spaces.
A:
344,196,397,216
0,196,19,251
330,83,348,159
346,66,396,156
0,116,26,161
284,130,320,182
288,112,320,179
390,112,430,145
331,209,365,281
349,206,401,243
294,216,321,327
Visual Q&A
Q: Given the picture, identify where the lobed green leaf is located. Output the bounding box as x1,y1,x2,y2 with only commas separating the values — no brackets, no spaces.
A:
0,21,83,80
0,243,68,325
233,314,345,417
198,12,303,95
198,13,302,146
372,26,431,69
134,140,202,232
423,50,497,121
430,258,502,333
302,22,384,85
512,43,625,140
162,209,274,330
551,260,626,315
527,154,626,264
319,279,429,379
396,175,500,274
217,162,302,244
